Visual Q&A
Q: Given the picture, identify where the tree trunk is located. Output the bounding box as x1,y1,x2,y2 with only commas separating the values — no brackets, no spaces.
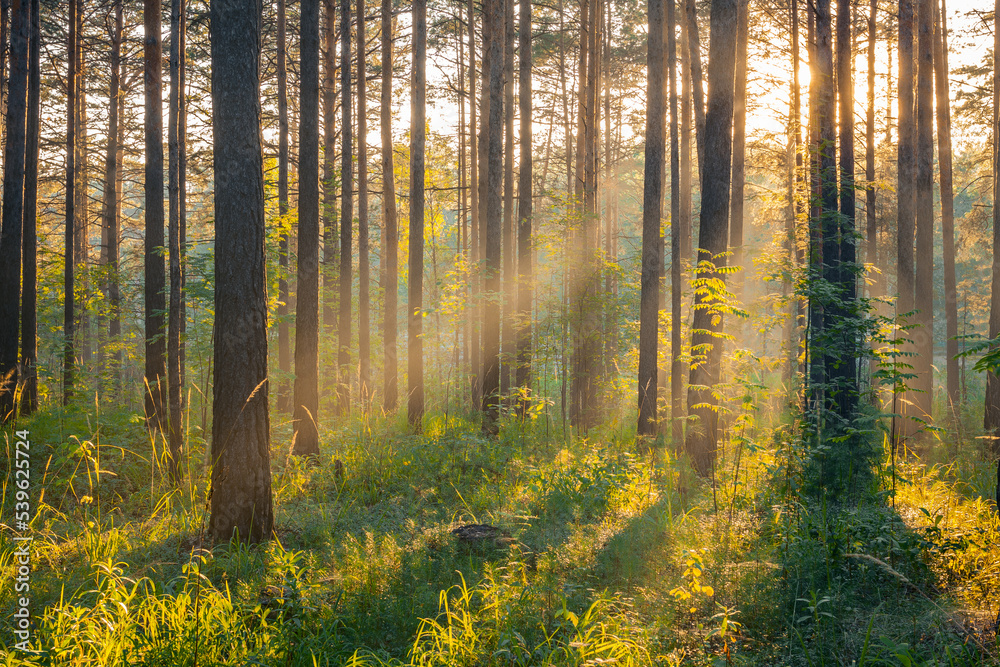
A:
481,0,504,432
167,0,185,484
63,0,76,404
409,0,426,428
277,0,291,412
684,0,737,476
679,4,692,264
323,0,339,399
381,0,398,411
358,0,371,408
685,0,705,180
75,7,89,366
0,0,27,421
339,0,354,413
516,0,532,398
500,0,515,399
667,0,681,444
783,0,802,388
19,0,37,416
638,0,664,437
179,0,187,402
933,0,958,413
866,0,877,303
991,0,1000,473
469,0,481,409
144,0,167,436
896,0,916,444
103,0,122,395
293,0,321,458
209,0,273,544
729,0,747,290
913,0,934,428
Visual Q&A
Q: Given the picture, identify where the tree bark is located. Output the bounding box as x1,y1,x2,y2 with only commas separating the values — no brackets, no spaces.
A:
913,0,934,427
167,0,186,484
144,0,167,436
19,0,37,416
323,0,339,397
409,0,426,428
684,0,736,475
469,0,481,408
339,0,354,413
866,0,878,304
729,0,747,288
381,0,398,411
516,0,533,398
277,0,291,412
293,0,322,457
63,0,76,404
933,0,958,413
103,0,123,395
667,0,681,444
0,0,27,421
209,0,273,544
638,0,664,437
501,0,515,400
986,0,1000,442
684,0,705,180
358,0,370,407
896,0,916,444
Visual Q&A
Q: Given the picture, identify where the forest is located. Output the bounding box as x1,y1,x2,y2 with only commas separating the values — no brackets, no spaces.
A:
0,0,999,663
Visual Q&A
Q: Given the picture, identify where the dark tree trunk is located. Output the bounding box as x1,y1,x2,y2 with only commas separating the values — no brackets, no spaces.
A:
515,0,532,398
409,0,426,428
667,0,681,444
63,0,76,404
323,0,338,396
75,8,89,366
913,0,934,427
832,0,857,415
684,0,737,476
481,0,504,432
103,0,123,395
144,0,167,435
729,0,747,288
934,0,958,412
209,0,273,544
991,0,1000,466
0,0,27,421
896,0,916,443
167,0,185,484
501,0,515,399
339,0,354,414
358,0,370,407
685,0,705,179
293,0,321,458
19,0,37,416
469,0,481,408
785,0,803,386
678,0,692,264
638,0,664,437
277,0,291,412
179,0,187,401
381,0,398,411
866,0,877,304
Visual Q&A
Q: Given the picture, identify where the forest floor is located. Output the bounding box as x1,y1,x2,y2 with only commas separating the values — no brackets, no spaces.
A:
1,402,999,665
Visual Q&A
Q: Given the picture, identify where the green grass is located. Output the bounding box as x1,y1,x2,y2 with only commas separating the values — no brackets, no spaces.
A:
0,399,998,666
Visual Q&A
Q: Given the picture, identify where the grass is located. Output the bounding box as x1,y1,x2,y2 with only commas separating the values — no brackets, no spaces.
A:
0,395,998,666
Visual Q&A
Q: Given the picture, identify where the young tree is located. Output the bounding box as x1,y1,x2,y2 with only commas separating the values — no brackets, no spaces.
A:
410,0,427,428
382,0,399,411
209,0,273,544
19,0,38,416
144,0,167,435
638,0,664,437
0,0,28,422
339,0,354,413
685,0,737,475
293,0,322,457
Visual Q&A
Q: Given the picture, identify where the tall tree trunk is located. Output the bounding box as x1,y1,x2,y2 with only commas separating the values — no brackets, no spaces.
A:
0,0,8,156
76,7,89,366
569,0,589,428
277,0,291,412
144,0,167,436
339,0,354,413
896,0,916,444
679,8,692,264
913,0,934,427
684,0,737,476
167,0,185,484
0,0,27,421
729,0,747,290
64,0,76,404
866,0,877,302
179,0,187,402
381,0,398,411
481,0,504,432
358,0,370,407
469,0,481,408
783,0,801,388
323,0,339,399
516,0,533,399
667,0,681,444
990,0,1000,461
684,0,705,179
933,0,958,412
293,0,321,457
209,0,273,544
638,0,664,436
103,0,123,396
19,0,37,416
500,0,515,399
409,0,427,428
